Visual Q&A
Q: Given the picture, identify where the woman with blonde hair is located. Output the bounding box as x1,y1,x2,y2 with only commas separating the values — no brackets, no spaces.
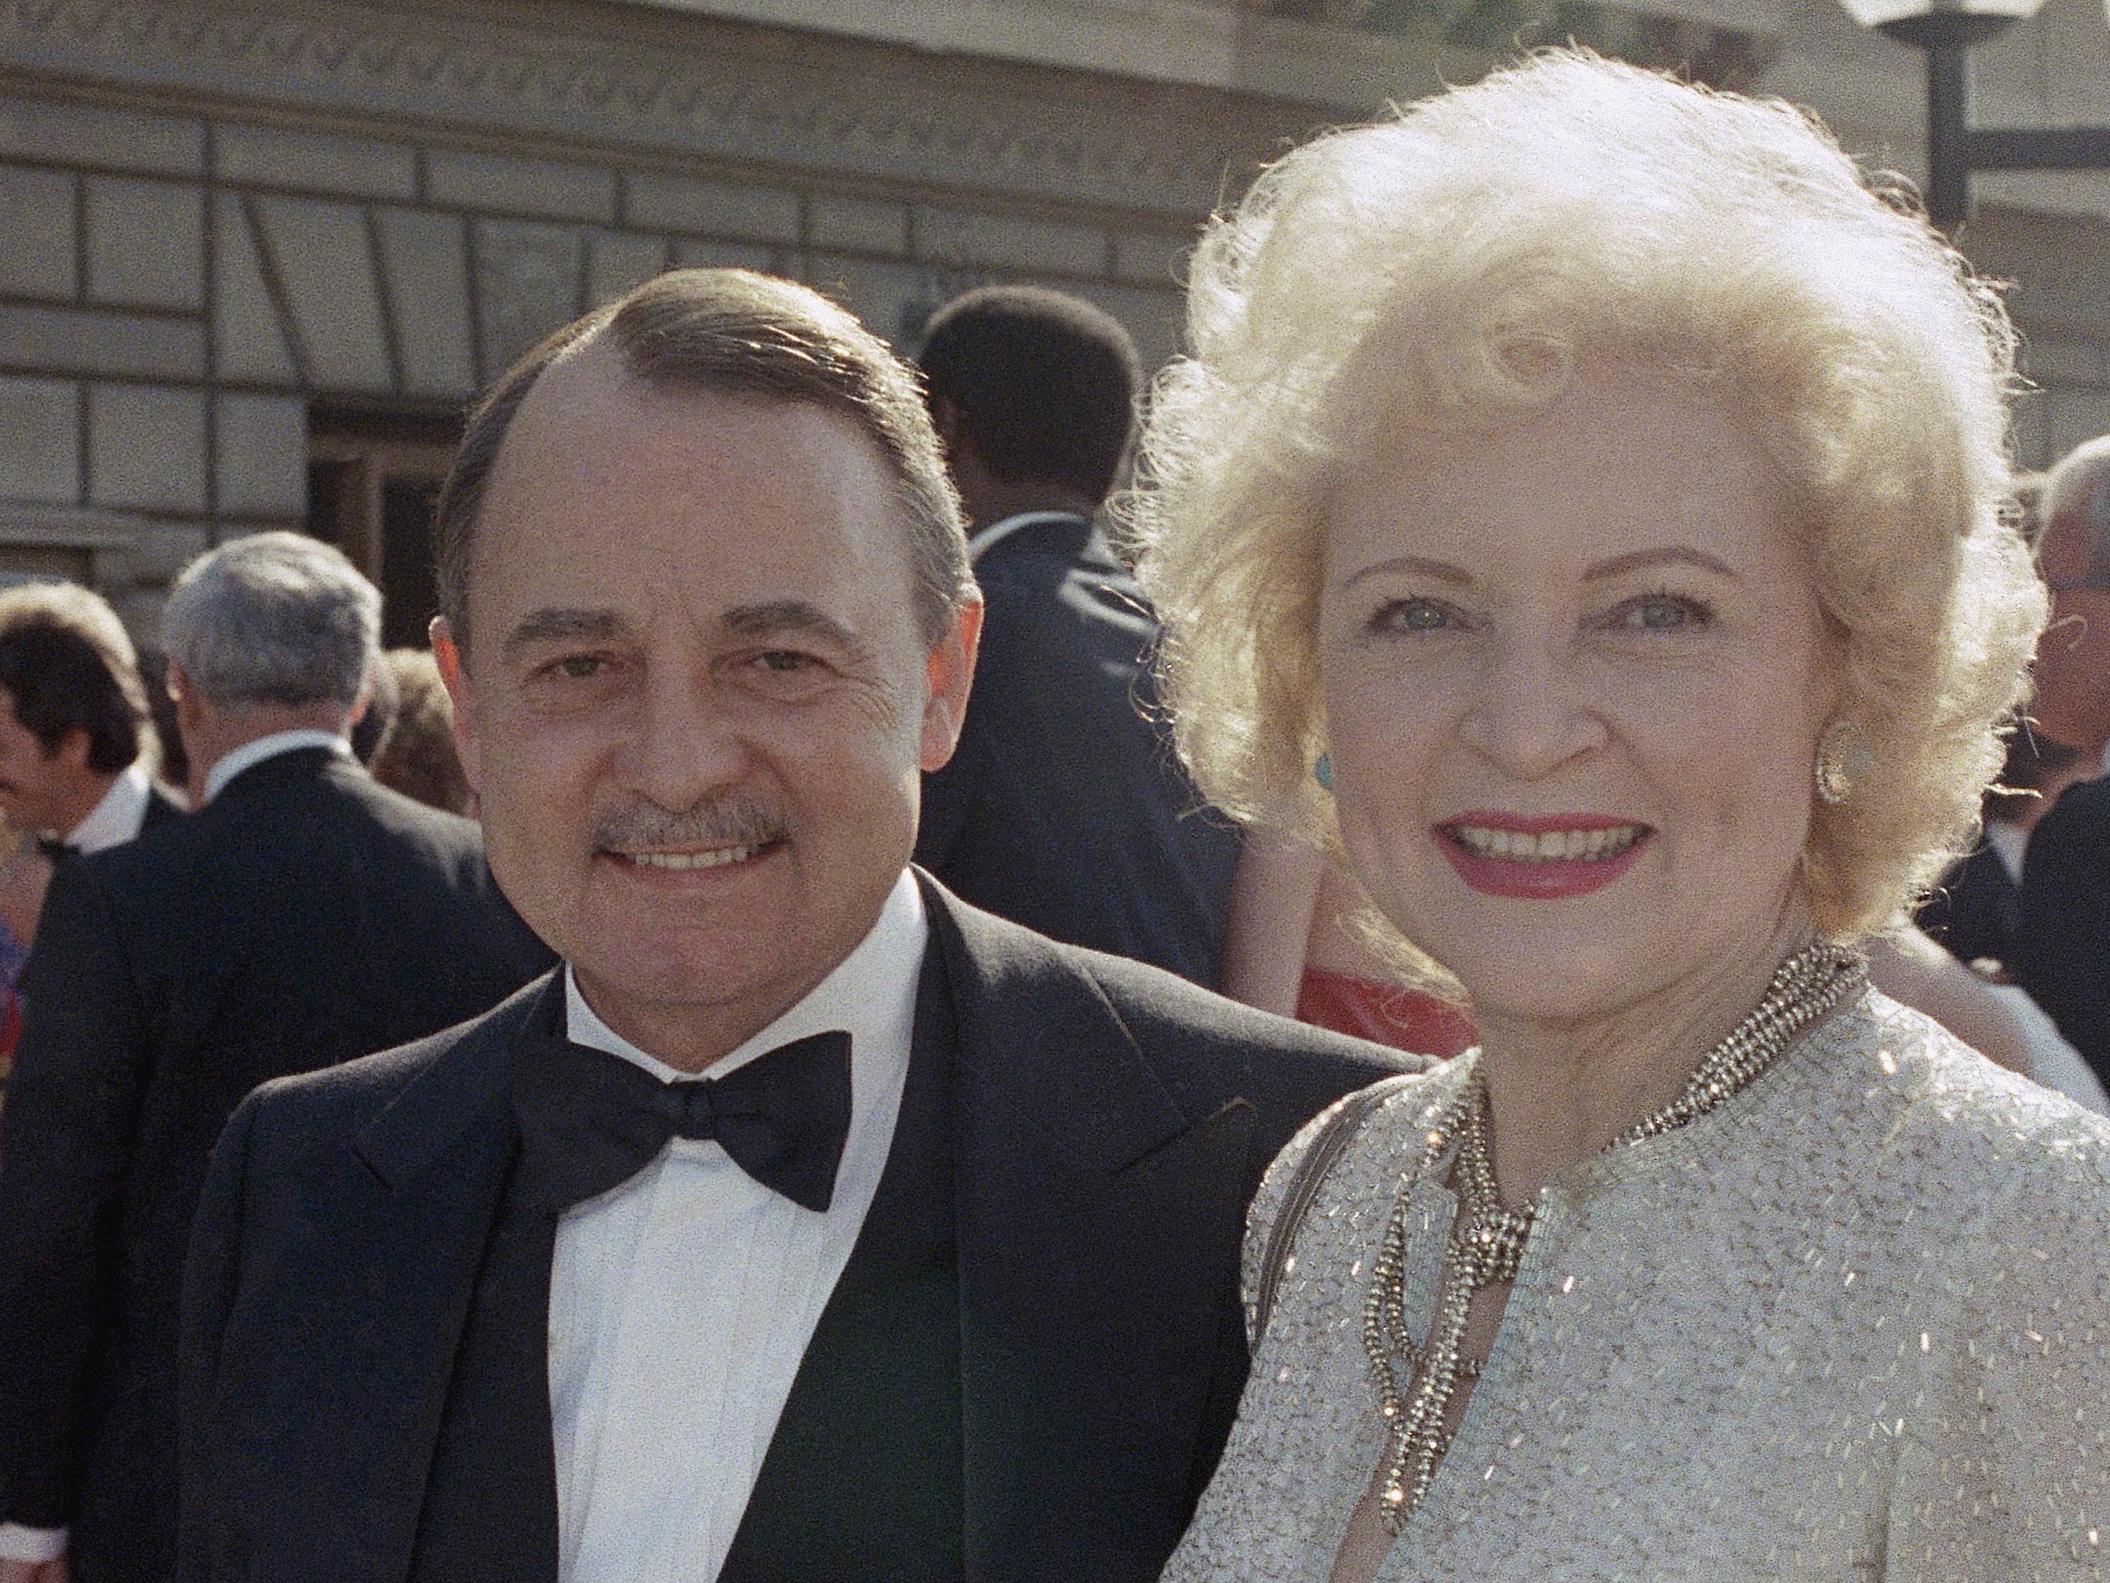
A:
1131,50,2109,1581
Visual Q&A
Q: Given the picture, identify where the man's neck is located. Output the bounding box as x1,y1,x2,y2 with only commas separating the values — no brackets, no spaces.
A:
191,705,351,804
50,768,121,839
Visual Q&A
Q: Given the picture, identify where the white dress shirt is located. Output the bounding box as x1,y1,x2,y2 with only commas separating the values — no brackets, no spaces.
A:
201,728,351,804
551,870,925,1583
1985,818,2028,886
63,761,154,855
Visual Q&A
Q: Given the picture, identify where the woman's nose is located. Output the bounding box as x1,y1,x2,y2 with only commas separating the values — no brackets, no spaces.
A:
1455,636,1608,780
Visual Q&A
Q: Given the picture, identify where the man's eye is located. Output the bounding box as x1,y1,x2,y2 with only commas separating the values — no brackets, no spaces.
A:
1609,593,1713,632
552,655,606,679
755,651,818,674
1371,597,1456,634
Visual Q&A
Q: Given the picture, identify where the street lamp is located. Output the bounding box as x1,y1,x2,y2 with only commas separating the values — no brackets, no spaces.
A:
1840,0,2110,227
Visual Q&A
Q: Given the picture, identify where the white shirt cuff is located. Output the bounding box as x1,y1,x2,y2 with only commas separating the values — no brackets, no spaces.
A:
0,1522,67,1562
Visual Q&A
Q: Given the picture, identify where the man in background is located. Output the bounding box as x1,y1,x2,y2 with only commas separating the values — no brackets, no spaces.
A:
0,584,181,859
2012,434,2110,1086
0,532,552,1583
913,285,1238,986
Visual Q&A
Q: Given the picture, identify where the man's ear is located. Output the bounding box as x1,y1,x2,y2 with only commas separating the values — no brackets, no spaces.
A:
166,661,205,742
430,615,482,795
919,597,983,773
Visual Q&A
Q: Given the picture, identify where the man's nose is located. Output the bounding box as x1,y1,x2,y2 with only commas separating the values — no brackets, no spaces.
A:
625,671,749,809
1455,636,1608,780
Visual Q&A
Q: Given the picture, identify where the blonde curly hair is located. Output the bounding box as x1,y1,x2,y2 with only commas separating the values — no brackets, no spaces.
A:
1126,50,2046,942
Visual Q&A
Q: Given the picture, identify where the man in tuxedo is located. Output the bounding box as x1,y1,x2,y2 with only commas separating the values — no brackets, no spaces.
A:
0,535,554,1583
175,269,1405,1583
0,583,182,860
2014,435,2110,1085
913,286,1239,987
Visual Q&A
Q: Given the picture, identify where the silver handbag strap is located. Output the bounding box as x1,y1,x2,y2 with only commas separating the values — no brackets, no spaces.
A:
1249,1073,1421,1346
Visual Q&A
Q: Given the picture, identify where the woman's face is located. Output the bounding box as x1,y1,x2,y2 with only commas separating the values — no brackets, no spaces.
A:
1318,369,1834,1023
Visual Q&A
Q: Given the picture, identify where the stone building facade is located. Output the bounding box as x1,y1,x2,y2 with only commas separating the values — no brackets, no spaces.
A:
0,0,2105,639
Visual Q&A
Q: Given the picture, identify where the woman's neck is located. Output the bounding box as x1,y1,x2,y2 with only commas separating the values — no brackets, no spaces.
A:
1469,902,1816,1207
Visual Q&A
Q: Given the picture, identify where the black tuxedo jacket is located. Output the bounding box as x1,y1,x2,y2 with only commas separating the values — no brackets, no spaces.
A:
1915,839,2022,969
140,781,184,836
914,515,1241,989
177,877,1408,1583
2013,776,2110,1087
0,747,553,1582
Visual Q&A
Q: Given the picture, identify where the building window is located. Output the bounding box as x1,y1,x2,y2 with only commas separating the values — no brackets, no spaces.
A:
306,414,460,648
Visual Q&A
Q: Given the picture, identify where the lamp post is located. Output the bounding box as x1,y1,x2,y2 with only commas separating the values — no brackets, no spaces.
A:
1840,0,2110,227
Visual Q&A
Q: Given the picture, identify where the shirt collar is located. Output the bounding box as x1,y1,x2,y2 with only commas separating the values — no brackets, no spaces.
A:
203,729,352,804
1986,819,2029,885
564,867,928,1082
65,761,153,854
966,510,1090,565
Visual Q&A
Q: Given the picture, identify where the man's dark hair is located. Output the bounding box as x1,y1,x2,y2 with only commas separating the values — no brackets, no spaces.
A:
917,285,1142,507
434,268,974,653
0,583,149,774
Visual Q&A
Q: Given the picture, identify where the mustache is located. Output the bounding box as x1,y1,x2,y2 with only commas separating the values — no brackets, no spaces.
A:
592,798,788,853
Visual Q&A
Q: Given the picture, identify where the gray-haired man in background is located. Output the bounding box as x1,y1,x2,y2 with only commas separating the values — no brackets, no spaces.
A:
0,533,552,1583
2014,435,2110,1090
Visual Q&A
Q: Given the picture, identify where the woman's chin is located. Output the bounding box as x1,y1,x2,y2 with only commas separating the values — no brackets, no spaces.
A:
1414,939,1652,1030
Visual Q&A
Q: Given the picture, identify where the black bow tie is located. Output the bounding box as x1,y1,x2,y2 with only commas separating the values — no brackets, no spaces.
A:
34,836,78,863
512,1028,853,1214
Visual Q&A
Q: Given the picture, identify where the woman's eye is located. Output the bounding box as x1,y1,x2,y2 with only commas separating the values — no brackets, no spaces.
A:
1371,597,1457,634
1609,593,1712,633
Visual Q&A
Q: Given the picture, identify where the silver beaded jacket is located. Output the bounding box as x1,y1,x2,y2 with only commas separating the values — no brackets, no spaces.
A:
1162,989,2110,1581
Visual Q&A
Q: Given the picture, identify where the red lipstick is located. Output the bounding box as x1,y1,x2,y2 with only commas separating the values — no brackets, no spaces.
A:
1435,812,1651,901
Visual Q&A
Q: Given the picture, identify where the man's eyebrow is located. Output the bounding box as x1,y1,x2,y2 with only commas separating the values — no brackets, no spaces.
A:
1583,546,1741,582
503,607,627,657
723,600,874,661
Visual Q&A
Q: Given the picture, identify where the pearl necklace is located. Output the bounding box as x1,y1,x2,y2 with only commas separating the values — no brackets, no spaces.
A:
1360,938,1866,1533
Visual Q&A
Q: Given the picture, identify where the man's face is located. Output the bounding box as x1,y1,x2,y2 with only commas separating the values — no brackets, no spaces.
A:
2032,502,2110,757
0,687,86,835
437,345,977,1064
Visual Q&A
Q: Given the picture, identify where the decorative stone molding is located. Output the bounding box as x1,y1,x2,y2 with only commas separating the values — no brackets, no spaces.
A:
0,0,1321,218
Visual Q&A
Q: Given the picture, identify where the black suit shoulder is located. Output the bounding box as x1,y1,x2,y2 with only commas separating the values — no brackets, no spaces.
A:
1060,925,1413,1079
926,881,1412,1156
2014,778,2110,1085
2034,776,2110,846
230,970,550,1144
917,524,1239,986
70,754,542,981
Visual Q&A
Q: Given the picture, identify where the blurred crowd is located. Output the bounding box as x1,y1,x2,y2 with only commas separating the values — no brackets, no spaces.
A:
0,620,476,1083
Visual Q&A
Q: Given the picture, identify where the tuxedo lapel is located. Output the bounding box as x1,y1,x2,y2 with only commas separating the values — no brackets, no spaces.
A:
925,883,1256,1582
406,1162,561,1583
289,979,558,1583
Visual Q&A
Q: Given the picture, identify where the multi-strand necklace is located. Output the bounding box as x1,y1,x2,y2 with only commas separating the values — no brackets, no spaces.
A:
1360,938,1866,1533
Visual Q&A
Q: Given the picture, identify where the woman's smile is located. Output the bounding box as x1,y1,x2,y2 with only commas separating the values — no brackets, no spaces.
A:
1434,813,1653,899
